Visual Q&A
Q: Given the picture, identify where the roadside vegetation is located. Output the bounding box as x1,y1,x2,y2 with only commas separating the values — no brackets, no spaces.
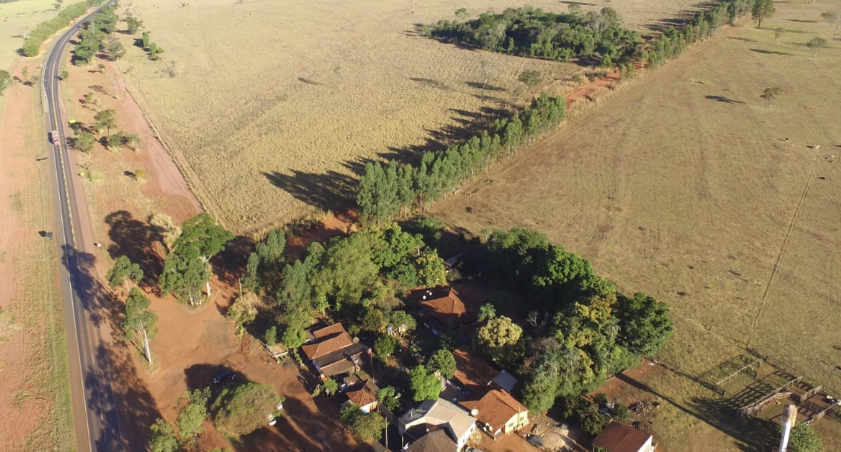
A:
22,0,102,57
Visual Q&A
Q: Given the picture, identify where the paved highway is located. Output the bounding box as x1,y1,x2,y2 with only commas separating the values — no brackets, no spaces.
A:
41,2,125,451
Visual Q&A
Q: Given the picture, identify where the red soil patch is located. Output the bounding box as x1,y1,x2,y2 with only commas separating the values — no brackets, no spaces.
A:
286,210,358,258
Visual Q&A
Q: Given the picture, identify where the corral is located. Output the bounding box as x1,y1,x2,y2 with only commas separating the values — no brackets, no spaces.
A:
113,0,701,233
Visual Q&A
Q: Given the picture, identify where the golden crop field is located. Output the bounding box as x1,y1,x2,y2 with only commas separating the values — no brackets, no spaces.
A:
430,2,841,449
114,0,698,233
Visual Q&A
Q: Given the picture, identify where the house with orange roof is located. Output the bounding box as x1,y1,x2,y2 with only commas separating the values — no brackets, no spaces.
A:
591,422,655,452
419,286,476,330
301,323,370,378
460,389,528,438
343,379,379,413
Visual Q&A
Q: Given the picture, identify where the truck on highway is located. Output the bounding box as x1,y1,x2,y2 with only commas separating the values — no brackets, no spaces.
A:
50,130,60,145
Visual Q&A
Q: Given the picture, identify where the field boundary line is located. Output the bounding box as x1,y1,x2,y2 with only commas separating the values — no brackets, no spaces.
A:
749,154,819,338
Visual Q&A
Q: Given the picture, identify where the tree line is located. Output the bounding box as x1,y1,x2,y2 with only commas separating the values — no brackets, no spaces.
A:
22,0,103,57
357,94,565,226
431,6,641,66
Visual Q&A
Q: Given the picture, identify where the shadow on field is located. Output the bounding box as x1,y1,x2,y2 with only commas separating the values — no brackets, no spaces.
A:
264,103,511,212
615,373,771,452
749,48,794,56
729,37,758,42
61,245,122,334
263,169,359,213
105,210,163,293
705,95,745,104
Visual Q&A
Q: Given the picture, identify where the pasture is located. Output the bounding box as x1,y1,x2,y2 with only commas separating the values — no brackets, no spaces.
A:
431,2,841,449
0,0,58,71
114,0,699,233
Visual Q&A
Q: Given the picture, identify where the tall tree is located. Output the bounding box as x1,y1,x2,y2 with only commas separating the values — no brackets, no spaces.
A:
122,288,158,363
75,131,95,152
160,252,209,306
427,349,457,379
761,87,783,108
93,109,118,135
165,213,233,299
806,37,827,59
478,316,524,367
147,418,179,452
106,255,143,292
409,365,442,401
821,11,841,36
478,303,497,323
107,38,125,60
615,293,673,355
752,0,775,28
176,388,210,446
0,70,11,96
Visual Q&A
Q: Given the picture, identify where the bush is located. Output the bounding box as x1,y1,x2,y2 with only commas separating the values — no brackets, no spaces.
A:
264,326,277,346
374,334,398,358
212,382,283,438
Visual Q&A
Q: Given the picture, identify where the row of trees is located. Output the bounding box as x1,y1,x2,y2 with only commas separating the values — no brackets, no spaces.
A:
357,94,565,226
431,6,641,64
135,30,165,60
73,4,124,65
22,0,102,57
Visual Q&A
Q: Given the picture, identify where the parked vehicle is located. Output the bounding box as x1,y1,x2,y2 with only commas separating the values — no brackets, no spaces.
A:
212,367,235,384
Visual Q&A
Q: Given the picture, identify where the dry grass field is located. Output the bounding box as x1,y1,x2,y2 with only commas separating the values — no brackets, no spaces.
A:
0,0,58,71
114,0,701,233
429,2,841,450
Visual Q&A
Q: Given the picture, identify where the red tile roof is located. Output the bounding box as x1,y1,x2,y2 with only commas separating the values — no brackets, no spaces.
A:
421,287,472,327
460,390,526,434
592,422,652,452
452,345,498,391
301,323,354,360
346,380,379,408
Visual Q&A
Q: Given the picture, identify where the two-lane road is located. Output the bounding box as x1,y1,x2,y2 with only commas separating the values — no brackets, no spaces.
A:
41,2,125,451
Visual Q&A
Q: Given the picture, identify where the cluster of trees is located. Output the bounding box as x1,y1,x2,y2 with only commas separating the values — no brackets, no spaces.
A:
159,213,234,306
73,5,124,65
136,30,165,60
464,228,672,414
357,94,565,226
106,255,158,364
558,393,628,436
339,405,388,442
253,224,445,349
22,0,102,57
148,383,283,451
71,108,140,152
431,6,640,64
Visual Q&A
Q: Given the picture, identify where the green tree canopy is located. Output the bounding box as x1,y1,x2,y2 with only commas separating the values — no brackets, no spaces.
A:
785,423,824,452
122,288,158,363
93,109,118,135
409,365,441,401
377,386,401,411
106,255,143,291
282,326,307,349
477,316,524,367
388,310,416,334
752,0,775,28
615,292,673,355
176,388,210,443
428,348,457,379
213,382,283,438
147,418,179,452
806,37,827,59
374,334,398,358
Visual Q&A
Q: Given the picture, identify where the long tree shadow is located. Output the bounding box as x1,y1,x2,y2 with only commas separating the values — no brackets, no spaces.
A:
61,245,123,334
750,48,794,56
263,170,360,214
105,210,163,293
615,373,770,452
705,95,745,104
90,344,161,452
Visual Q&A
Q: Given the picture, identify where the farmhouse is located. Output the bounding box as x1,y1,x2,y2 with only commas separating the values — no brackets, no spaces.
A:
591,422,656,452
399,398,477,450
342,379,379,413
419,286,476,330
460,389,528,438
300,323,370,378
450,345,518,395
